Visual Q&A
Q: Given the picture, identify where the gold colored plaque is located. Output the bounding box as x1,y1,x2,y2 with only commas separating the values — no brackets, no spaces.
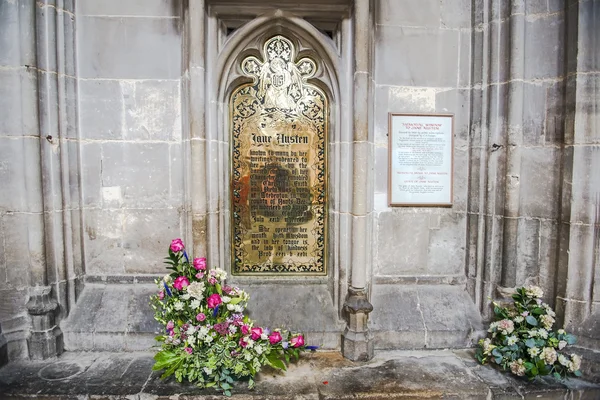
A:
231,35,327,275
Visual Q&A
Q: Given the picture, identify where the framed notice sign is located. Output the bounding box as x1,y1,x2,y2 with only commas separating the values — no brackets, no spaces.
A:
388,113,454,206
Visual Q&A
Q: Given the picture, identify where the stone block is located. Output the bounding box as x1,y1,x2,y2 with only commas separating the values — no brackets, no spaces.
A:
521,82,547,146
3,214,45,289
83,209,125,275
79,142,102,207
374,146,389,195
440,0,471,29
78,79,123,140
417,285,483,348
519,146,561,219
127,285,161,334
124,80,182,141
544,80,566,145
426,213,466,275
101,141,173,208
0,137,27,211
77,16,181,79
489,19,510,84
0,68,38,136
78,0,181,17
436,89,470,149
524,13,565,80
122,208,183,274
377,0,440,28
230,283,340,343
370,285,425,344
572,75,600,145
376,211,429,275
375,26,460,87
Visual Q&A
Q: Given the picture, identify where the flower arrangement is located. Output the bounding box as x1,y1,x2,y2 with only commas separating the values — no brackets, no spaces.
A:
476,285,582,380
150,239,314,396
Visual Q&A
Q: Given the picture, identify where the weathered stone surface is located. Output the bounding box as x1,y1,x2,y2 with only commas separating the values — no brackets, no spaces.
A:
77,16,181,79
78,0,181,17
377,0,440,28
375,26,460,87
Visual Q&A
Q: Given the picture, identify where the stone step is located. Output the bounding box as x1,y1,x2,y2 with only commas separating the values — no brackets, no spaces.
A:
1,350,599,399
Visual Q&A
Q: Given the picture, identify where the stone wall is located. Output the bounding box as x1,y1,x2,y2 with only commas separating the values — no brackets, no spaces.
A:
0,0,598,361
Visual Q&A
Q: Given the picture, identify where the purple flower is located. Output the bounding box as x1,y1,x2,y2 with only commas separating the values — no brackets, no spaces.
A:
282,341,289,349
184,347,193,355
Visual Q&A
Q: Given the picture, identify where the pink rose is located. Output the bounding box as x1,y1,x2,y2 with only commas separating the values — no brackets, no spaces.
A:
196,313,206,322
193,257,207,270
251,327,263,340
269,331,282,344
208,277,217,285
207,293,222,309
239,337,248,348
170,238,185,253
195,272,204,280
166,321,175,330
158,290,165,300
173,276,189,290
241,325,250,335
184,347,193,355
290,335,304,348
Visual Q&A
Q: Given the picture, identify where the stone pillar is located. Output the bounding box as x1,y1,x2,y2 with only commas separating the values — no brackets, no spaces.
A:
27,287,63,360
342,0,374,361
0,324,8,367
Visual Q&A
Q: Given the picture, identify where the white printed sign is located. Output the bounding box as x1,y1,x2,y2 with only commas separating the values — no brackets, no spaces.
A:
388,113,454,206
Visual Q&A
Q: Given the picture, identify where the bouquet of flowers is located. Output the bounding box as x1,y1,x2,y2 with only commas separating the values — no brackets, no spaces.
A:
150,239,313,396
475,285,582,380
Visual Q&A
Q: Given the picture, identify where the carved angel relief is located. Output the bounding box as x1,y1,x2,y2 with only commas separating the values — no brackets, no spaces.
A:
230,35,328,275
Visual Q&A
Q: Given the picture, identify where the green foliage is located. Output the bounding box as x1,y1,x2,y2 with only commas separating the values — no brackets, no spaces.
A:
477,285,582,381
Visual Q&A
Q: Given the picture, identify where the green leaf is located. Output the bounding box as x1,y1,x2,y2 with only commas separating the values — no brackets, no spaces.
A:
221,382,232,390
224,390,232,397
216,283,222,295
229,297,243,305
553,372,561,380
525,316,538,326
574,370,582,377
492,348,502,357
531,307,545,315
525,338,536,348
266,353,286,370
565,334,576,345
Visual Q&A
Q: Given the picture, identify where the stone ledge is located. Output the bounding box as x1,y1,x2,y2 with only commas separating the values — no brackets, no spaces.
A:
0,349,598,399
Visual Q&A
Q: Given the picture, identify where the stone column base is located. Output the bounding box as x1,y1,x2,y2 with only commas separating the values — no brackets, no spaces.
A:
341,287,374,361
27,286,64,360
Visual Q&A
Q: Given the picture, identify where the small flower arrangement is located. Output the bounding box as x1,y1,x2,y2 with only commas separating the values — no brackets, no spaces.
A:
150,239,314,396
476,285,582,380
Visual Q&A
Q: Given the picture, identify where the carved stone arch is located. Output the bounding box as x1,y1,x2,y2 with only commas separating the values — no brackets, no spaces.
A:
184,1,374,358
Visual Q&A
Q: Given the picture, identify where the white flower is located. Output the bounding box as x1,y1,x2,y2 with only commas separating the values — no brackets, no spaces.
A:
538,329,548,339
187,281,206,299
507,335,519,346
569,354,581,372
525,285,544,299
212,268,227,281
204,335,213,344
163,274,172,283
540,347,557,365
558,340,567,350
510,359,526,376
190,299,201,309
227,304,235,311
234,305,244,313
543,304,556,317
246,339,255,349
245,352,253,361
181,293,191,301
540,314,555,330
203,367,213,375
261,333,268,340
186,325,196,335
558,329,566,335
221,296,232,303
514,316,524,323
528,347,540,358
558,354,570,367
173,301,184,311
255,344,264,355
528,329,538,338
228,325,237,334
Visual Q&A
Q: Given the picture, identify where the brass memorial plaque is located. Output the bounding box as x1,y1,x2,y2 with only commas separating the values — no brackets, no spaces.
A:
231,35,327,275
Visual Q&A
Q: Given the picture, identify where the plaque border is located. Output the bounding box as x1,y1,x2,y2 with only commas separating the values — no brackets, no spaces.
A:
387,112,454,207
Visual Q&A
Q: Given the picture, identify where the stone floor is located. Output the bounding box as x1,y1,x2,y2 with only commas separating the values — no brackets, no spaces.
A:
0,349,599,399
